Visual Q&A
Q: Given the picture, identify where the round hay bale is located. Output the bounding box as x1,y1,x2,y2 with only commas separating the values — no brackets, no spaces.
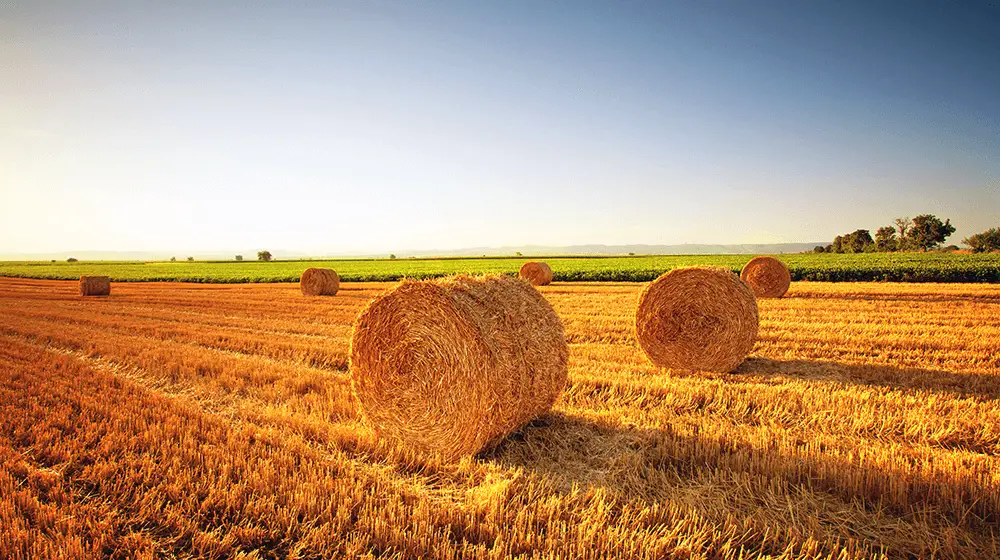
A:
300,267,340,296
519,261,553,286
740,256,791,298
79,276,110,297
350,274,568,460
635,267,758,373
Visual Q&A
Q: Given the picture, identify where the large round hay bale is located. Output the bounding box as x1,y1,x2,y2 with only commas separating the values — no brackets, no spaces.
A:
635,267,758,373
79,276,110,297
519,261,553,286
300,268,340,296
350,275,568,460
740,256,791,298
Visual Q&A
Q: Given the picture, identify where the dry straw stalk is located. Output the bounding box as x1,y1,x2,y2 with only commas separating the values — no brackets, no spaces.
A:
79,276,111,297
635,266,758,373
300,268,340,296
519,261,553,286
350,274,568,460
740,256,791,298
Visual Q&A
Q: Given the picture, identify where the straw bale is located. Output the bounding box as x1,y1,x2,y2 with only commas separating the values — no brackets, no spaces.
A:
79,276,111,297
740,256,791,298
300,268,340,296
635,266,758,373
519,261,553,286
350,274,568,459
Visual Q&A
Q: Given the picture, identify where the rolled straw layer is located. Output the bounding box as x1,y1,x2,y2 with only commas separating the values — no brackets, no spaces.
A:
740,256,791,298
79,276,111,297
519,261,553,286
350,274,568,459
300,268,340,296
635,266,758,373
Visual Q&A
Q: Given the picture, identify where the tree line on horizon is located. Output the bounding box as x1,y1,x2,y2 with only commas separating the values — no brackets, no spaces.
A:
814,214,1000,254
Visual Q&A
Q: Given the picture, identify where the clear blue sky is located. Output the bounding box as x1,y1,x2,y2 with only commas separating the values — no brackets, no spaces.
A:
2,1,998,255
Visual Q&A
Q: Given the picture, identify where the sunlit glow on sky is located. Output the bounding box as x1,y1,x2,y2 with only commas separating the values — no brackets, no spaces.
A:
2,1,997,256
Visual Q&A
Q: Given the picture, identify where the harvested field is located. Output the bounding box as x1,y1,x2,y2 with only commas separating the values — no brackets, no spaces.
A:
1,277,998,559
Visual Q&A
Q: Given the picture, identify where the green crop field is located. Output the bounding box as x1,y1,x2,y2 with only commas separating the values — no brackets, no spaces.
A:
2,253,999,283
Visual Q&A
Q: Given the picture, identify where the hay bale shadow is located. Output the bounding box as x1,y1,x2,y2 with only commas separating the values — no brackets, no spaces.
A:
735,357,1000,399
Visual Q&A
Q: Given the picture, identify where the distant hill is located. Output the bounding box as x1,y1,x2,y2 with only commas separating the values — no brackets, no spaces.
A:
0,243,826,261
385,243,827,258
0,249,311,262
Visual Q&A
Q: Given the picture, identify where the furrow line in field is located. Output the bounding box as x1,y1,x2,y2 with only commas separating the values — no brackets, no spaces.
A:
2,302,354,344
0,308,351,373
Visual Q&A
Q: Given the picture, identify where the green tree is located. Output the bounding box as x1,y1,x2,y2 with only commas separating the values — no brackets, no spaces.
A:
874,226,897,252
235,255,243,261
170,256,177,262
258,250,273,262
964,228,1000,253
894,217,912,251
908,214,955,252
67,257,78,262
813,245,826,253
389,254,396,260
187,256,194,262
844,229,874,253
831,236,844,254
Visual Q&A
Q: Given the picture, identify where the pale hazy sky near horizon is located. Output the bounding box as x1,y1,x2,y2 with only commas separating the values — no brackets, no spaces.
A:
2,1,998,255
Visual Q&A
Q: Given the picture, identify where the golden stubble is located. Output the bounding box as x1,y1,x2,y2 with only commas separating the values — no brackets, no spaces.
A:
0,277,997,559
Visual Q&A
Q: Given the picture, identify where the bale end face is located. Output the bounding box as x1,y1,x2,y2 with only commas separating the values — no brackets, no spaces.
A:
79,276,111,297
300,268,340,296
519,261,553,286
740,256,791,298
349,274,568,460
635,267,758,373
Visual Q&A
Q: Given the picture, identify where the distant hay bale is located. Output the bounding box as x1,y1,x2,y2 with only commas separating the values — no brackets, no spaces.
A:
635,267,758,373
350,274,568,460
79,276,110,297
519,261,553,286
740,256,791,298
300,268,340,296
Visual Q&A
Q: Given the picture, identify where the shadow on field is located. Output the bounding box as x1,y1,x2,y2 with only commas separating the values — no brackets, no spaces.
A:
483,410,998,557
484,412,652,493
735,357,1000,398
784,292,1000,304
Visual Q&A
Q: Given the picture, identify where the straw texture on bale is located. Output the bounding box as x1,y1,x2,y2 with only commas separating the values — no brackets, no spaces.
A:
635,267,758,373
519,261,553,286
350,274,568,460
740,256,791,298
79,276,111,297
300,267,340,296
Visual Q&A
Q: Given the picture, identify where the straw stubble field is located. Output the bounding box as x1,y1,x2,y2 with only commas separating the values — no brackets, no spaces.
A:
0,277,998,559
